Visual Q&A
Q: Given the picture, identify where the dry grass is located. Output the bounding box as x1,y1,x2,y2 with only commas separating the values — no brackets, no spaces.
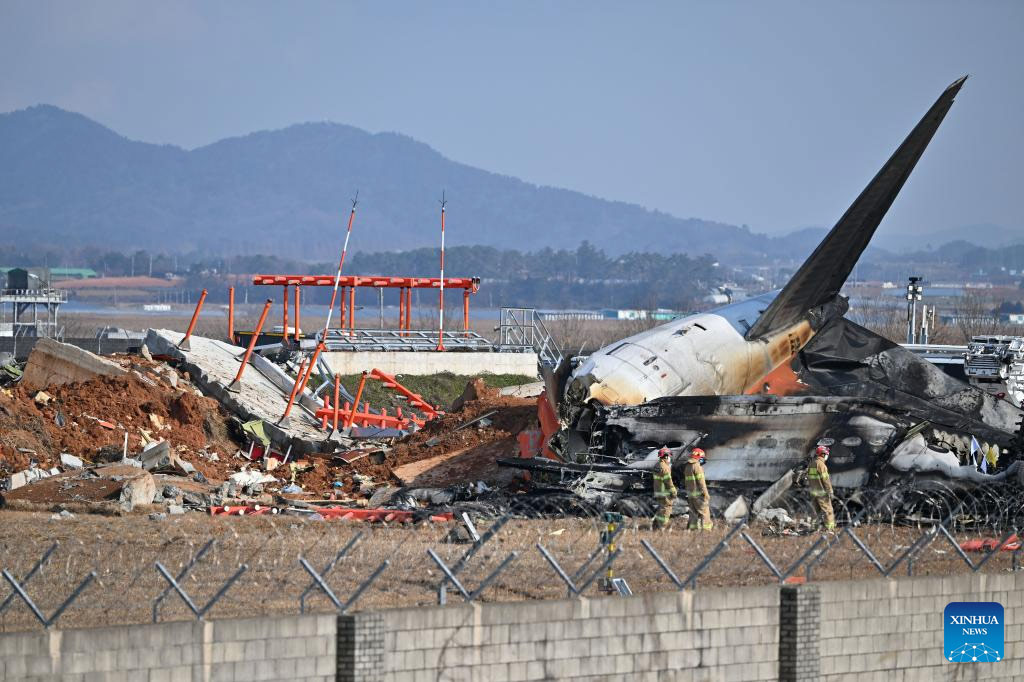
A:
0,511,1015,632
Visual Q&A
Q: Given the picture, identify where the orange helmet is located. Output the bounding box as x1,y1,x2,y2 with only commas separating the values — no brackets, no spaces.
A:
657,446,671,459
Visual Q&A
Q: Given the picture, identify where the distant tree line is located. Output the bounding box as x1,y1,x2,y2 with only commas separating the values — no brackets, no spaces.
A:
3,242,725,311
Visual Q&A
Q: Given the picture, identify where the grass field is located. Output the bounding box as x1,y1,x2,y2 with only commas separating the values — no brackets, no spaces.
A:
0,511,1014,632
312,372,535,411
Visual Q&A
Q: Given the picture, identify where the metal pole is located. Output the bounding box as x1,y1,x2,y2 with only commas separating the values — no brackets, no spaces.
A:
379,288,384,329
341,560,390,613
297,343,326,396
921,304,928,345
348,286,355,333
339,287,346,333
295,285,301,339
536,544,578,596
278,357,309,425
906,279,914,344
437,193,447,351
178,288,208,351
282,285,289,344
346,371,368,429
332,374,341,431
322,193,358,339
227,299,272,392
227,286,235,343
398,287,405,334
404,288,411,333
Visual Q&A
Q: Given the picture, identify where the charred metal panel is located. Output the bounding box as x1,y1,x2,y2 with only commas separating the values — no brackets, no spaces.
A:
602,396,901,487
797,318,1022,445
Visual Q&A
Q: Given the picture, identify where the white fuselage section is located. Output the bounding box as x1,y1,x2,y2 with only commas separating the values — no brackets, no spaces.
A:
566,293,814,407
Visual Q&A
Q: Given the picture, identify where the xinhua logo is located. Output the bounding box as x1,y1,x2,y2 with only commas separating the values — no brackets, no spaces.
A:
944,601,1004,662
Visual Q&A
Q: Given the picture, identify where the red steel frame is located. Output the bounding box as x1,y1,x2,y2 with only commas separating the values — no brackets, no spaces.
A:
252,275,479,338
313,368,444,432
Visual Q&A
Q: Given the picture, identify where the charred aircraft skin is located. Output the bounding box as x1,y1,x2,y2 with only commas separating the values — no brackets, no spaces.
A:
560,76,969,438
600,395,904,490
527,76,1024,502
564,295,834,412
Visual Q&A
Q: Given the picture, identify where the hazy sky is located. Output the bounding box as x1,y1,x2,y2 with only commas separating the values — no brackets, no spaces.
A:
2,1,1021,236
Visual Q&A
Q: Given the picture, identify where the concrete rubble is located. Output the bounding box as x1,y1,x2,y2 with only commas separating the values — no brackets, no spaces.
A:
0,331,543,520
143,329,328,453
20,337,127,390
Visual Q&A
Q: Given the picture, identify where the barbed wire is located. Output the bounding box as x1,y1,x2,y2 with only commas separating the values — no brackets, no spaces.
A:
0,487,1020,633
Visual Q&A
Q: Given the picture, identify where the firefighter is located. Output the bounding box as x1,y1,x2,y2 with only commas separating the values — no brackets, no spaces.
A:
651,446,676,530
684,447,713,531
808,445,836,531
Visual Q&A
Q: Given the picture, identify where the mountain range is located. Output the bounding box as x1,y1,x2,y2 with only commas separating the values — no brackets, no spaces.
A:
0,105,1016,262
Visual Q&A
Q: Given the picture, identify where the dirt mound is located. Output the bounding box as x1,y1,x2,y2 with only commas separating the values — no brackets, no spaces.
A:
343,393,536,487
0,373,240,480
449,377,500,412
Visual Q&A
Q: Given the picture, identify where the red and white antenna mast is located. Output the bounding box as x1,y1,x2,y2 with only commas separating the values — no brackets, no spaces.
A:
436,192,447,351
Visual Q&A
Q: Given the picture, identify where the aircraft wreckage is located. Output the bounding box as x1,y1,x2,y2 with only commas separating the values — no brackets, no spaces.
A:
501,76,1024,510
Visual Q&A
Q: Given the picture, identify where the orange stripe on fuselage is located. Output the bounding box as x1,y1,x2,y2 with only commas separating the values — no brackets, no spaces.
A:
744,319,814,396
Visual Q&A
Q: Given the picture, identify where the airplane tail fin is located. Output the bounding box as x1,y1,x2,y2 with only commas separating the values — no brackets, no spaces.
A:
745,76,967,340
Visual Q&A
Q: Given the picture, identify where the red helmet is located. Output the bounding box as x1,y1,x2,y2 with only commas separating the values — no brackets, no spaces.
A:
690,447,705,459
816,445,830,456
658,447,671,459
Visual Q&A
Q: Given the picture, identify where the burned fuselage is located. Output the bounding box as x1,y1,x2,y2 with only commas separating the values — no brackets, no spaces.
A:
599,395,904,490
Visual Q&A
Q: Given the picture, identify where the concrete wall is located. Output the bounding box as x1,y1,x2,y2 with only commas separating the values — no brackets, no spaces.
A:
3,572,1024,681
322,350,538,377
348,589,779,682
0,614,335,682
818,572,1024,681
0,336,140,361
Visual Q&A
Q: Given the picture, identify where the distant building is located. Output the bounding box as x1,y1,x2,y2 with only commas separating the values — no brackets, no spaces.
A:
49,267,98,280
4,268,42,291
603,309,648,320
536,309,604,321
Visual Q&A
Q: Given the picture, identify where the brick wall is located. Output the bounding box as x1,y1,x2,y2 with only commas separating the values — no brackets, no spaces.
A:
0,614,335,682
817,572,1024,681
780,584,820,681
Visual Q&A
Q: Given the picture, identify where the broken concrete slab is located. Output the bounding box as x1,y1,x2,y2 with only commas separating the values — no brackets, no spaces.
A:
21,337,127,390
723,495,749,523
499,381,545,398
60,453,84,469
145,329,327,454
